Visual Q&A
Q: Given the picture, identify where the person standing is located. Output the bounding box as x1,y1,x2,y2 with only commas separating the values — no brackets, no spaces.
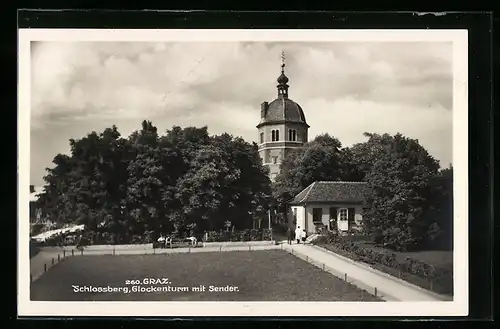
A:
295,226,302,244
286,227,293,245
157,234,166,249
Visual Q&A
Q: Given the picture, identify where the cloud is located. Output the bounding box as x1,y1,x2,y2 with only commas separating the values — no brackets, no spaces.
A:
29,41,453,185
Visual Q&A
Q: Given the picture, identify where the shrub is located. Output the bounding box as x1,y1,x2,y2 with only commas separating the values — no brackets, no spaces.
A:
203,229,272,242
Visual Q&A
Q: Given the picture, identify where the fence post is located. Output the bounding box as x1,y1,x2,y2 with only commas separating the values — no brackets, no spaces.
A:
344,273,347,282
249,245,251,251
306,255,309,262
322,263,325,271
51,258,54,265
63,250,66,258
219,245,222,252
113,247,115,255
374,287,377,297
72,249,74,256
44,264,47,272
58,254,60,262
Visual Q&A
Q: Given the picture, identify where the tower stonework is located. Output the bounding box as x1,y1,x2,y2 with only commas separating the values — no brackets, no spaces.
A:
257,53,310,181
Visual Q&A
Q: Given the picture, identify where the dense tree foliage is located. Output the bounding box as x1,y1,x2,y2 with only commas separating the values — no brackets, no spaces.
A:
36,121,271,241
359,133,441,250
426,165,454,250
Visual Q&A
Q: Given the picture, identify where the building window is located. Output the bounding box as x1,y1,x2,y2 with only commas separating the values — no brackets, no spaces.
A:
288,129,297,141
293,130,296,141
313,208,322,224
271,129,280,141
339,208,348,221
260,132,264,144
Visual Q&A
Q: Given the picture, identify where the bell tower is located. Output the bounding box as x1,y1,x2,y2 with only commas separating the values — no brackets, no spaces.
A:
257,52,310,181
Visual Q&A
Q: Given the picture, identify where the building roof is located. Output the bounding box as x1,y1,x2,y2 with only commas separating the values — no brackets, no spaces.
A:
290,181,369,205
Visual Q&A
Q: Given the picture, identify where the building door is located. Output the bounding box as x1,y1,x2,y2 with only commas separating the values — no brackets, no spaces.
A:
338,208,349,231
329,207,338,231
312,208,322,233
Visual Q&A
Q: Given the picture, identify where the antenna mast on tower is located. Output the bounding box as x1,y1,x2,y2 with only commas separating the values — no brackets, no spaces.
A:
281,51,285,72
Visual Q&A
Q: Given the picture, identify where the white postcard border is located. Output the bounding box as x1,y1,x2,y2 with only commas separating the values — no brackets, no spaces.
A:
18,28,469,317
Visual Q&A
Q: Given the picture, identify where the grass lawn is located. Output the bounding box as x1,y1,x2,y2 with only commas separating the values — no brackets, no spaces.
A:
317,234,453,296
31,250,382,302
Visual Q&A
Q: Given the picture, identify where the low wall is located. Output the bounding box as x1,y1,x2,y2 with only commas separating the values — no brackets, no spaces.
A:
81,244,153,251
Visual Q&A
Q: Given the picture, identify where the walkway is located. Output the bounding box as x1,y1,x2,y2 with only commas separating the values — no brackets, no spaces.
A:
280,242,452,302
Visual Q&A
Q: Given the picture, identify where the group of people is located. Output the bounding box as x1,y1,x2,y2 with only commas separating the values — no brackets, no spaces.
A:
156,234,198,249
286,226,307,245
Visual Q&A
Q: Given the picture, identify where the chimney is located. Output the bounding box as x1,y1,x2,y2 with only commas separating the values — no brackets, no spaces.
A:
261,102,269,118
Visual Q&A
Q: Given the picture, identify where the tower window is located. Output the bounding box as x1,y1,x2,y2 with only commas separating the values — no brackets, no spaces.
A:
293,130,296,141
260,132,264,144
288,129,297,141
271,129,280,142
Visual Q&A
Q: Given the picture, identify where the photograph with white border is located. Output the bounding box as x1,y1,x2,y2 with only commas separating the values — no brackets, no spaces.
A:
18,28,468,317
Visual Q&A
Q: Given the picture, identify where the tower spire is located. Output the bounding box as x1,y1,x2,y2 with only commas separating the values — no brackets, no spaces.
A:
281,50,285,73
277,50,289,98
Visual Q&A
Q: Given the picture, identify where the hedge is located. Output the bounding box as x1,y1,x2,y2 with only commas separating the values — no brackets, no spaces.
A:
314,232,453,295
204,229,272,242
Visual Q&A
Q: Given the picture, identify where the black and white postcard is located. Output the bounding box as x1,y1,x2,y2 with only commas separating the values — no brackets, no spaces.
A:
18,29,468,317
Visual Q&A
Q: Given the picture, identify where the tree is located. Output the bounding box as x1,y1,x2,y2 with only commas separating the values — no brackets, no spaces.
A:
426,165,453,250
360,133,441,251
347,132,395,180
125,120,168,238
37,153,75,224
174,133,271,235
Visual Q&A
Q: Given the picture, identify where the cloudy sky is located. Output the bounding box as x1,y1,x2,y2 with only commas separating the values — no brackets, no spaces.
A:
30,41,453,186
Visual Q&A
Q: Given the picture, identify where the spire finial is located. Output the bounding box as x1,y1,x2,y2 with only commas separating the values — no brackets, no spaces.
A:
281,51,285,73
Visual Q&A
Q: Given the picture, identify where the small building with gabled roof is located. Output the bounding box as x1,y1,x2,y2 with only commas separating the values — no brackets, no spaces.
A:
288,181,370,234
